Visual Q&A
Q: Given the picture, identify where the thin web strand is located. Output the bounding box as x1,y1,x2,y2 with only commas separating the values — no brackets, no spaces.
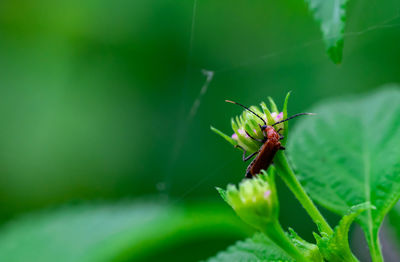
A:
212,13,400,74
188,69,214,120
163,0,200,194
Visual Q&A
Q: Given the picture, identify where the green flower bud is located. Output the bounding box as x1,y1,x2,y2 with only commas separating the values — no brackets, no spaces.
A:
218,170,279,231
217,168,315,262
211,95,288,154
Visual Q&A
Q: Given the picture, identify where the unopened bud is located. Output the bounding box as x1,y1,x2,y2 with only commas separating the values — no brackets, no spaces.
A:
218,170,279,231
211,96,285,154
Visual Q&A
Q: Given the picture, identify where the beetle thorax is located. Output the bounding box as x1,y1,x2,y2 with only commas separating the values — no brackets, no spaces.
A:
264,126,280,141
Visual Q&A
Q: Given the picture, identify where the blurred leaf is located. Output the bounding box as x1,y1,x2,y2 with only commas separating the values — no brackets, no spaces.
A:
206,233,293,262
388,202,400,246
304,0,348,63
0,200,250,262
289,86,400,258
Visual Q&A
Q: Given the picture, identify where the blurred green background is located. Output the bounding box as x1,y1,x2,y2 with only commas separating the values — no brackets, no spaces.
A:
0,0,399,260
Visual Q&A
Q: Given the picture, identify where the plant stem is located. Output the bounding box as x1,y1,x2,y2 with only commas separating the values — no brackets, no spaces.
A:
369,230,384,262
264,221,309,262
274,151,333,235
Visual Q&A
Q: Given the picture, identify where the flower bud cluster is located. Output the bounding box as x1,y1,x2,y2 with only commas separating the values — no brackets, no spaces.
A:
219,170,279,230
211,97,285,154
230,105,283,153
213,94,325,262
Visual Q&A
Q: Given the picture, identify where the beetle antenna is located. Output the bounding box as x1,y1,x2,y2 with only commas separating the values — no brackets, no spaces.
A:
272,113,316,126
225,100,266,125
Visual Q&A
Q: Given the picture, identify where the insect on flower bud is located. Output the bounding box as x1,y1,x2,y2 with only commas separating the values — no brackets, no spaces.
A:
211,93,314,178
211,96,285,155
218,170,279,231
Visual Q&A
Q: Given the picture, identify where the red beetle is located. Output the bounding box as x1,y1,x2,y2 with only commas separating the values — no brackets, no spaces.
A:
226,100,312,178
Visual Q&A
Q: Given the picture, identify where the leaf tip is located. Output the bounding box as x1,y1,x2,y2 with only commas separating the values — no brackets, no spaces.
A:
216,187,228,202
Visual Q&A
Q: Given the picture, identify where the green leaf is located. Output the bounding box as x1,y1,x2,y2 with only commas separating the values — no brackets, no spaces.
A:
211,126,237,147
268,97,279,114
0,201,250,262
315,203,374,262
282,91,291,146
304,0,348,63
289,86,400,260
387,201,400,247
206,233,293,262
216,187,228,203
263,104,275,126
288,228,323,261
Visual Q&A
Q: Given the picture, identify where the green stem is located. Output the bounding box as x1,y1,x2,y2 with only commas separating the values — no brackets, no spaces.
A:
274,151,333,235
368,230,384,262
264,221,309,262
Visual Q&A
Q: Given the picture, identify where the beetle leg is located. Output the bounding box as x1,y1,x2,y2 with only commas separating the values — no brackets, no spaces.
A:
279,145,286,150
245,130,263,143
234,145,244,150
279,135,284,140
245,171,253,179
245,158,257,178
235,145,258,162
276,128,283,133
243,150,259,161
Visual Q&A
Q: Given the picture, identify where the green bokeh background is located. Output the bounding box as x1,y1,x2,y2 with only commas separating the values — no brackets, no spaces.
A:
0,0,399,260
